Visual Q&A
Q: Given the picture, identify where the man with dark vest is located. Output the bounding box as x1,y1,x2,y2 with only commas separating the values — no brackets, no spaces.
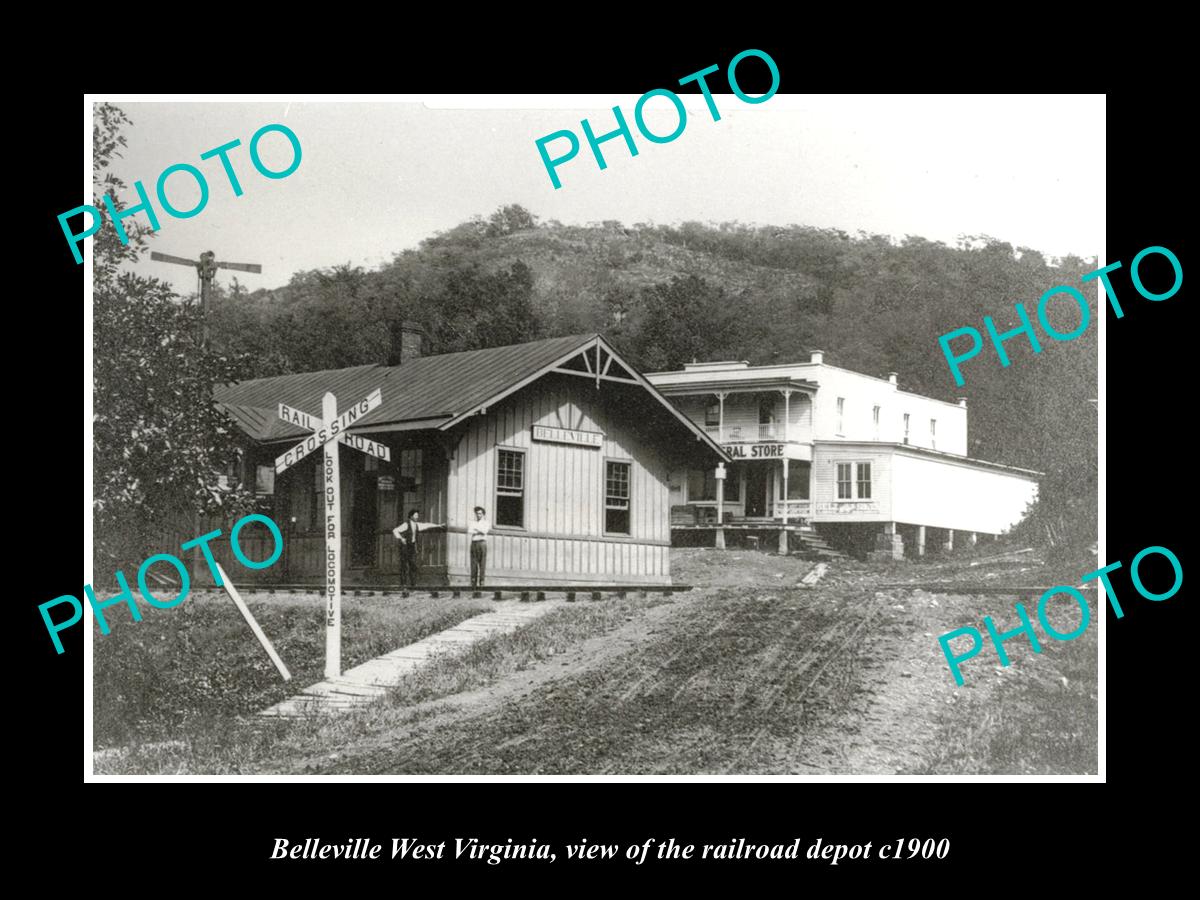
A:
392,509,446,588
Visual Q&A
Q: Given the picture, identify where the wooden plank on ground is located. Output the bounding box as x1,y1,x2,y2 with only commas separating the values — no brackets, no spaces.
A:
258,600,562,718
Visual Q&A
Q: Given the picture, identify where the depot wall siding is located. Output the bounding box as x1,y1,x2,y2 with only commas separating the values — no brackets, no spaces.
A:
445,375,672,585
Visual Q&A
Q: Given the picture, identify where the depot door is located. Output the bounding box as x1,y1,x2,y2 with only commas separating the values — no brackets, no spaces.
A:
350,467,378,567
745,465,769,517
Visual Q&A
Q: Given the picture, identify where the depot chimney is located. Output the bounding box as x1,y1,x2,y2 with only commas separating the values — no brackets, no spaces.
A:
810,350,824,364
389,320,425,366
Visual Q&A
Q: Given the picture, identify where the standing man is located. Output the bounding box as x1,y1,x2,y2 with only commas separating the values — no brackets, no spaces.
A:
468,506,491,588
393,509,446,589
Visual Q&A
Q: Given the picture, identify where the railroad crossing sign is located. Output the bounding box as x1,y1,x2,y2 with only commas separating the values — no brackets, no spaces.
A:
274,390,390,678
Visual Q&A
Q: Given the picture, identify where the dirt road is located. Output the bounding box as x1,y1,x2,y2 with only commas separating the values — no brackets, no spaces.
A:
267,549,1094,775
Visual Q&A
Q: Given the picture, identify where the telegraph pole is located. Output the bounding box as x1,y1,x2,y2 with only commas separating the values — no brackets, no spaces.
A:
150,250,262,348
151,249,263,583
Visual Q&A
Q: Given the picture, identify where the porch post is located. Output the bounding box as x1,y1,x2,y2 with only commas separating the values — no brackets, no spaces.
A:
943,529,955,553
716,391,726,442
715,462,726,550
917,525,927,557
778,457,789,553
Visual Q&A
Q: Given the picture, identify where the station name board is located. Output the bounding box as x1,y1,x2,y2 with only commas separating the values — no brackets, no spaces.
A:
532,425,604,448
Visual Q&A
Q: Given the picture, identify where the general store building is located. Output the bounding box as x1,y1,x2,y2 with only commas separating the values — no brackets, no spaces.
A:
645,351,1040,558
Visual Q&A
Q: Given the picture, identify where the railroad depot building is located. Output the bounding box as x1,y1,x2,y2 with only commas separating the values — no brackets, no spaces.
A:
645,352,1040,558
210,334,727,586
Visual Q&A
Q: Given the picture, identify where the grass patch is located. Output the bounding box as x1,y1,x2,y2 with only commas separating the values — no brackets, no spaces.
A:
93,595,667,774
917,624,1097,774
93,590,491,749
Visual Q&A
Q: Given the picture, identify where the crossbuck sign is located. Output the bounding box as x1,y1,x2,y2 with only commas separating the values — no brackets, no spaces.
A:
274,389,390,678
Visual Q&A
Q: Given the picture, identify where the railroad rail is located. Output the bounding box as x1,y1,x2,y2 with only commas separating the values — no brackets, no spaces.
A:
200,584,694,602
873,583,1097,597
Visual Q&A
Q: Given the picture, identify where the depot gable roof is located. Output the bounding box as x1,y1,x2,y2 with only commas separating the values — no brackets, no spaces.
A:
214,334,728,460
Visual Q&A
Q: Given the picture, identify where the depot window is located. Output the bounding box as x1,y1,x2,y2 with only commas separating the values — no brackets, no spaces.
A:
255,465,275,497
496,448,525,528
605,460,632,534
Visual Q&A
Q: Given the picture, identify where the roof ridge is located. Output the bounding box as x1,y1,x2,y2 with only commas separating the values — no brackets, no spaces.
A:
220,362,384,390
382,333,596,370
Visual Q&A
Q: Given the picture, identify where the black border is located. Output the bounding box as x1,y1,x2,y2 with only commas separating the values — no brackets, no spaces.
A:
24,32,1189,883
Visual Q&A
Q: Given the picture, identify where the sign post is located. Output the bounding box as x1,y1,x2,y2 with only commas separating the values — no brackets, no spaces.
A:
714,462,726,551
322,392,341,677
274,389,389,679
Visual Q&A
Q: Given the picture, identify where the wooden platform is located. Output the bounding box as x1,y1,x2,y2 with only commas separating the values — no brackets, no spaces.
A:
259,600,564,718
206,584,692,598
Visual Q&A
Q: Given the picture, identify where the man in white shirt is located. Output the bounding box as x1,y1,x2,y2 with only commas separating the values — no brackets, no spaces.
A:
392,509,446,588
468,506,491,588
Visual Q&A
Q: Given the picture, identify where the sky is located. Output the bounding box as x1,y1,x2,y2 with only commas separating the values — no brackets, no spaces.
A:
95,95,1105,298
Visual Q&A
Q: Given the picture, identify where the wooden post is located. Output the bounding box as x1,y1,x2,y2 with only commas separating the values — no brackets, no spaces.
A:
273,388,386,681
716,392,727,550
916,525,926,557
322,391,341,678
715,461,726,550
781,389,793,553
779,457,789,554
215,562,290,681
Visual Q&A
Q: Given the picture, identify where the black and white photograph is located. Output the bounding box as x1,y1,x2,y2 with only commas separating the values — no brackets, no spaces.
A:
79,91,1108,778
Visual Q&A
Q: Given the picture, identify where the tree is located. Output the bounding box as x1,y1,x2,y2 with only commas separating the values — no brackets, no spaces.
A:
420,260,541,353
486,204,538,237
631,275,757,371
92,103,256,574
